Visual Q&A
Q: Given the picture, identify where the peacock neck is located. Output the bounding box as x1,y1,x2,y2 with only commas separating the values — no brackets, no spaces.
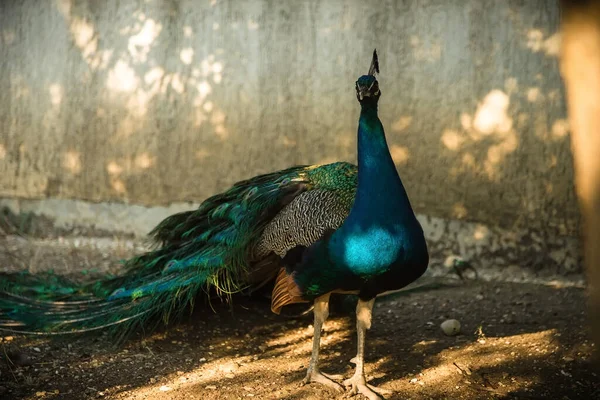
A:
328,100,421,275
349,102,414,223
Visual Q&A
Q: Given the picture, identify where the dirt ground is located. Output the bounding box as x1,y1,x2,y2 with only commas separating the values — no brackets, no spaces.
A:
0,220,598,399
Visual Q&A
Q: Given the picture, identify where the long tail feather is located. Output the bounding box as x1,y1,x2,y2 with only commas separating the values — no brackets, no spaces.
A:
0,165,314,338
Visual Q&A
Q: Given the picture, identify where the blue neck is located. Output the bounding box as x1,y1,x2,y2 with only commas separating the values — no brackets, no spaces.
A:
328,101,420,275
349,103,415,224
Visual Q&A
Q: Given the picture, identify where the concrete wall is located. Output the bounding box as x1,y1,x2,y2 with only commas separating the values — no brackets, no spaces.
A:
0,0,577,236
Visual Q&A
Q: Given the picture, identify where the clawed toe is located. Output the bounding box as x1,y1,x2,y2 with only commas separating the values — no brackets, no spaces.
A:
302,370,344,392
367,384,392,395
322,372,345,381
343,375,391,400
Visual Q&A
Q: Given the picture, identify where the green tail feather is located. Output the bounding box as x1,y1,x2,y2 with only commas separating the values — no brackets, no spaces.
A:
0,164,319,338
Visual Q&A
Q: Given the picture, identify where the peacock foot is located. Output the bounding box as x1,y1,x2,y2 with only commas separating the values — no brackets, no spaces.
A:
343,374,392,400
301,369,344,392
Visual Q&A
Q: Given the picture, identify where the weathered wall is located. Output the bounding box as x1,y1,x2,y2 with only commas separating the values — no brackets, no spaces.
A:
0,0,577,235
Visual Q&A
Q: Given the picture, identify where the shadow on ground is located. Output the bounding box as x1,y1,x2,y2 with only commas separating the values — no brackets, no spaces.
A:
1,279,598,400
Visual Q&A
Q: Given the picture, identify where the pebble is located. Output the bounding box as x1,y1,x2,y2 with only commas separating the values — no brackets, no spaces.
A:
159,386,171,392
440,319,461,336
206,385,217,390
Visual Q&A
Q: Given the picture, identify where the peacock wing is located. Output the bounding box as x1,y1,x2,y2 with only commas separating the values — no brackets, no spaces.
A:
249,163,357,313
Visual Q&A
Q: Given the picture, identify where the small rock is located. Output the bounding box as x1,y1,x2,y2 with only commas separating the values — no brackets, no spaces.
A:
33,347,41,353
159,386,171,392
410,378,418,383
206,385,217,390
199,357,207,362
440,319,461,336
225,373,235,379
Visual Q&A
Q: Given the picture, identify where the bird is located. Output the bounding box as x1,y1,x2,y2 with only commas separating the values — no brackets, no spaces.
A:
0,50,428,400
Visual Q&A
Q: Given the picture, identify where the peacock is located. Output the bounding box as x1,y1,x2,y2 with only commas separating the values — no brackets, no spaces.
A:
0,50,428,400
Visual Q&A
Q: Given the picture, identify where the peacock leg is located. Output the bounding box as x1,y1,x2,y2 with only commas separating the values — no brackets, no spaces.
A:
301,293,344,391
343,298,392,400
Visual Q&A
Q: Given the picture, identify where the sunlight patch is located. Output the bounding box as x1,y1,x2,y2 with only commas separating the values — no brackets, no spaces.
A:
473,90,511,135
390,145,410,165
49,84,63,106
63,151,82,174
441,129,464,151
527,30,561,57
107,60,139,92
180,48,194,65
527,87,542,102
128,19,162,63
551,119,569,139
135,153,155,170
107,161,123,176
392,116,413,132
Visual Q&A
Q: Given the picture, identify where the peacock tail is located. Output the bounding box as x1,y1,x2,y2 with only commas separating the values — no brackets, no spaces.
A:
0,162,357,338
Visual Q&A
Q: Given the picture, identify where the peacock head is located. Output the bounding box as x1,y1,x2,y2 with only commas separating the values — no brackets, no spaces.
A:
355,49,380,103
